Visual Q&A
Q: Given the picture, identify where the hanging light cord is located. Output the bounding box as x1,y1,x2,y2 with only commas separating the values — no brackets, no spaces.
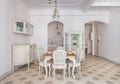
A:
48,0,59,19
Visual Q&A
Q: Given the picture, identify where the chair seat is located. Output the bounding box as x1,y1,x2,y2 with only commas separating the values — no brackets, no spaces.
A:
52,64,67,69
69,61,80,67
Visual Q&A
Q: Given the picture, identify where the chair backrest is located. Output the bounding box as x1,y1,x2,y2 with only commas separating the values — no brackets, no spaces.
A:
53,50,66,65
37,46,44,62
57,46,64,50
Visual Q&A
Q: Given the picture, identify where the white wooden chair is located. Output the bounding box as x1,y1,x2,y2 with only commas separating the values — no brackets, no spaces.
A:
37,47,52,76
52,50,67,80
68,48,82,77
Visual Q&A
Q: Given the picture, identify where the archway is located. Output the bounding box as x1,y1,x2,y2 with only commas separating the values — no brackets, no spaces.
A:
48,21,64,51
84,21,106,56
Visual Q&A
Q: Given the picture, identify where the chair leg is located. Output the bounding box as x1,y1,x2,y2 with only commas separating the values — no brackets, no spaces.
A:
51,64,53,76
77,67,79,72
65,68,67,77
52,68,53,76
68,66,71,77
79,65,82,77
49,65,51,76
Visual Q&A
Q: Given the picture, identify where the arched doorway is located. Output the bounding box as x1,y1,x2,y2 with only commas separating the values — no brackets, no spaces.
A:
48,21,64,52
84,21,106,56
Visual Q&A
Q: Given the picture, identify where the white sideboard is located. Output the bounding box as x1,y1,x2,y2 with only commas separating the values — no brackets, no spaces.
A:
12,43,36,72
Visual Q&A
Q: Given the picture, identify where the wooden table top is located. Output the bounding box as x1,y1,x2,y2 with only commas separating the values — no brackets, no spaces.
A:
43,52,76,57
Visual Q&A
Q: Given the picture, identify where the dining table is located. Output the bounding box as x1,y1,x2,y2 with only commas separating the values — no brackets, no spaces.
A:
43,51,76,79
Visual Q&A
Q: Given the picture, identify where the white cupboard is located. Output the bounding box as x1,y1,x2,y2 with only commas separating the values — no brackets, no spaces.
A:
65,32,84,51
12,44,36,72
13,19,33,35
65,32,85,61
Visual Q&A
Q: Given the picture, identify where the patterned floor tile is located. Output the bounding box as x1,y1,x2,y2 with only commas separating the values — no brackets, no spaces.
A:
86,81,94,84
4,81,13,84
92,77,100,80
45,81,53,84
25,81,34,84
0,55,120,84
106,81,114,84
66,81,74,84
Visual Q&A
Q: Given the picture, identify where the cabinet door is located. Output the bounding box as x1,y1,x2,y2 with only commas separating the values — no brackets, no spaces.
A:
25,23,33,35
65,32,84,51
12,45,27,65
13,19,33,35
65,33,70,51
71,34,80,51
15,22,24,33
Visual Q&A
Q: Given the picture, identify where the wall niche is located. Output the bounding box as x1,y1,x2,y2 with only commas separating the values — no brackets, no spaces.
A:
48,21,64,51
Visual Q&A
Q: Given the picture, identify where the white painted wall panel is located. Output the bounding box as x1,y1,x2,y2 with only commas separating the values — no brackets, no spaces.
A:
0,0,30,78
99,8,120,64
30,8,109,52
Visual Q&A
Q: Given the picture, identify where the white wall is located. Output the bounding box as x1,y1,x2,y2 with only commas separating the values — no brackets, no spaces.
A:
0,0,10,78
8,0,31,44
99,8,120,64
30,7,109,51
0,0,30,79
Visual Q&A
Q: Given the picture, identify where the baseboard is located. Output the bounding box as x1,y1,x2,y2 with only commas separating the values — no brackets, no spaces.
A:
0,70,11,81
100,56,120,66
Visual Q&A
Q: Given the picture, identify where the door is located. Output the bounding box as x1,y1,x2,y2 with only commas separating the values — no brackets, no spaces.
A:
92,23,99,56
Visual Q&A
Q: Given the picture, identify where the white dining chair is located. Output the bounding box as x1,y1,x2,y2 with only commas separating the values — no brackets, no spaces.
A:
68,48,82,77
52,50,67,80
37,47,52,76
56,46,64,50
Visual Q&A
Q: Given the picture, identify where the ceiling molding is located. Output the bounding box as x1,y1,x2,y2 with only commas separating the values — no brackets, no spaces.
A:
20,0,120,11
92,0,120,6
82,0,95,12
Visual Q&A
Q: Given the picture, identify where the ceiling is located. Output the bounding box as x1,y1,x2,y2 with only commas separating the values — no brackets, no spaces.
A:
20,0,120,10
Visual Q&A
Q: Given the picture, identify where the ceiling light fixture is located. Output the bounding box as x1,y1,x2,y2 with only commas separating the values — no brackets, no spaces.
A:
48,0,59,19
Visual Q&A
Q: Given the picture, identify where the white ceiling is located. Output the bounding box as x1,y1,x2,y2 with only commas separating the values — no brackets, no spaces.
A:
20,0,120,10
20,0,85,7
